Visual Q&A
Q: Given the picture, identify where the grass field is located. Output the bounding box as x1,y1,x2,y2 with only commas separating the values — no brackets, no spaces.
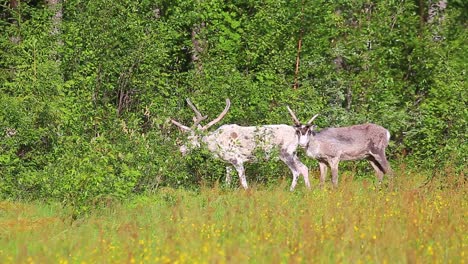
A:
0,169,466,263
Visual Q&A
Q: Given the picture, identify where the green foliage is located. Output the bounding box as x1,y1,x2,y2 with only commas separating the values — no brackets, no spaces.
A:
0,0,466,209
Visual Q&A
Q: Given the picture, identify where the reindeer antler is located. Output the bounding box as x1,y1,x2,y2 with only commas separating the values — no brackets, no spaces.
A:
171,119,192,131
306,114,319,125
171,98,230,132
286,106,301,126
201,99,231,131
185,98,208,128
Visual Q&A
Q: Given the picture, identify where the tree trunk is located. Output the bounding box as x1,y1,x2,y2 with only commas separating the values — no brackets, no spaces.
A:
47,0,63,66
47,0,63,38
428,0,447,41
191,22,206,73
9,0,18,9
293,0,305,90
428,0,447,24
9,0,21,44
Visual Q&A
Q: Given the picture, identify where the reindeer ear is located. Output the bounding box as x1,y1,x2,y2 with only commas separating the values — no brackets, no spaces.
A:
311,125,319,135
307,125,316,134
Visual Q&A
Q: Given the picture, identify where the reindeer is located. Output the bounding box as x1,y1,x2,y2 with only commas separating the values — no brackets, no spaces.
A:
171,99,310,191
287,107,392,187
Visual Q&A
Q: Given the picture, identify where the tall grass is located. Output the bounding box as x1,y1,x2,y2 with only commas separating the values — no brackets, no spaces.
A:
0,170,466,263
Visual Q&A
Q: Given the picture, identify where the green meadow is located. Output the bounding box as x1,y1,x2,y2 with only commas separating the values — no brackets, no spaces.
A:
1,170,465,263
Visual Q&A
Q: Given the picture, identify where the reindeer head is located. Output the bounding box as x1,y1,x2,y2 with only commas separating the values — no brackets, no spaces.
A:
286,106,319,147
171,98,231,155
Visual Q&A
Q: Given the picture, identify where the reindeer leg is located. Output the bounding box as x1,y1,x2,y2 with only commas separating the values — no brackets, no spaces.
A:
382,155,395,188
318,161,328,188
329,158,340,188
379,152,393,176
370,151,394,189
280,151,302,191
369,160,384,184
370,151,393,179
225,166,232,185
296,158,310,190
291,154,310,189
233,163,248,190
290,173,299,191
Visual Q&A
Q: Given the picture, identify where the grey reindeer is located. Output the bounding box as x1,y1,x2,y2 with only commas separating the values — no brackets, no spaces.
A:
287,107,392,187
171,98,310,190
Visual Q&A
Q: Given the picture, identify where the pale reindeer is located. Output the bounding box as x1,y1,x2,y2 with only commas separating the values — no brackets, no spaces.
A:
287,107,392,187
171,98,310,190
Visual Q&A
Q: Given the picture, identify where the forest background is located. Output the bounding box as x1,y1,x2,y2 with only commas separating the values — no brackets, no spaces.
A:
0,0,466,211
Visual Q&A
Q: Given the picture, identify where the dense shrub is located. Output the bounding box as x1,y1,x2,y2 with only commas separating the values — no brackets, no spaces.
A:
1,0,466,210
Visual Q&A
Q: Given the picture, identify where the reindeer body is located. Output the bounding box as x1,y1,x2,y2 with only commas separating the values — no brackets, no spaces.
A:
305,123,391,187
199,124,309,190
205,125,297,161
